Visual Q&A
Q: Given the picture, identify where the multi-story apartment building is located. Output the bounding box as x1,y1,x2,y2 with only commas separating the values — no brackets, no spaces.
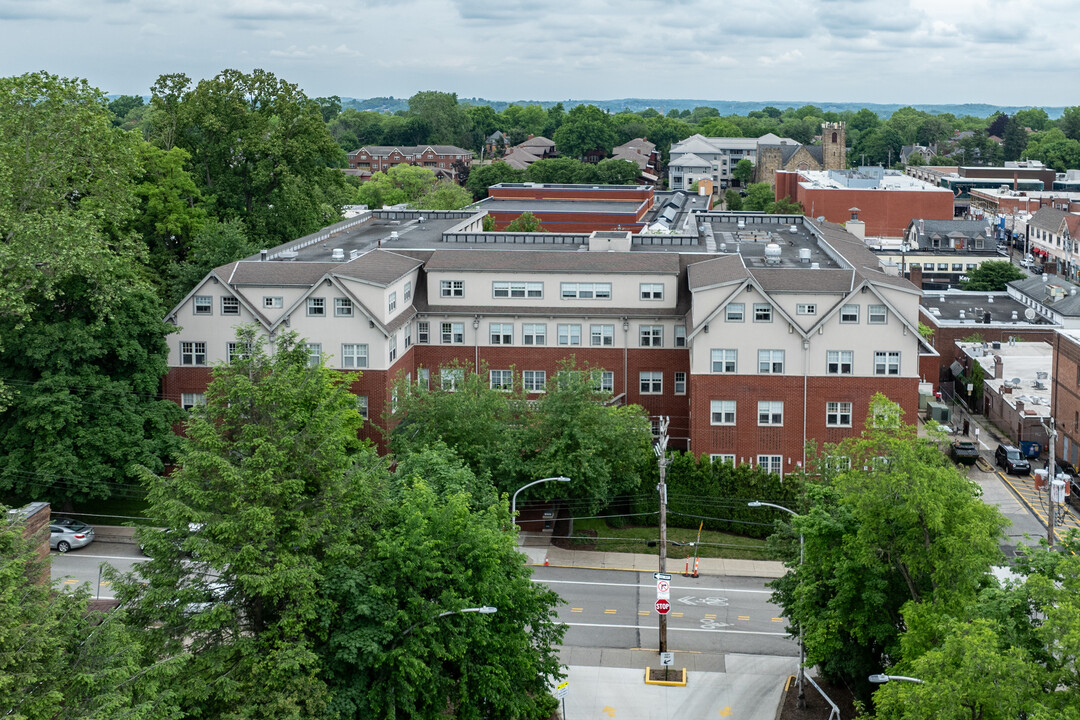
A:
346,145,474,181
163,206,932,475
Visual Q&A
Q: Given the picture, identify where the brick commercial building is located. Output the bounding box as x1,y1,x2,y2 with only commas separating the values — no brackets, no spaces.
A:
776,167,954,238
346,144,473,181
479,183,655,233
164,201,932,475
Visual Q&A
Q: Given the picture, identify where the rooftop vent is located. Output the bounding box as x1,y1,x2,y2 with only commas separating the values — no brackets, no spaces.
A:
332,248,345,261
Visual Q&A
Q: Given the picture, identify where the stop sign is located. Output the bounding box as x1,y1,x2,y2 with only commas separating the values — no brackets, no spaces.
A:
655,598,670,614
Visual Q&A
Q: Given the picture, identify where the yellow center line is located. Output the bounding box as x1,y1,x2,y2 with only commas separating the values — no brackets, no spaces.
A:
604,609,617,614
671,612,684,618
738,615,750,621
771,617,784,622
704,613,717,619
638,610,650,616
570,608,583,613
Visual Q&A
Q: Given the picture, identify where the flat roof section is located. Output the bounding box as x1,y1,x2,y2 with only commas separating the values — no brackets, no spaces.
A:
256,215,468,262
702,217,842,270
920,291,1052,325
482,198,648,215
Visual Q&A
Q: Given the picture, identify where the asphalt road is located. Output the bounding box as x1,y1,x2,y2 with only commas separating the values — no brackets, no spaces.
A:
531,566,796,657
50,541,144,599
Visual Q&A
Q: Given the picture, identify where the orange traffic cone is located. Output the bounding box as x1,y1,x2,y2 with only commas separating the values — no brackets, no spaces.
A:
544,557,549,566
684,555,690,577
692,557,699,578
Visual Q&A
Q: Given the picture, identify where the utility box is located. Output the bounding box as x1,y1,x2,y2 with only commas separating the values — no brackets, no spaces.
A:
927,402,951,424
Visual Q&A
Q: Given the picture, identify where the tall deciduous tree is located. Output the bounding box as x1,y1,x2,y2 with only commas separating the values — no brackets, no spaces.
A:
408,91,471,148
960,260,1025,291
553,104,617,160
732,158,755,185
115,327,382,719
151,69,352,247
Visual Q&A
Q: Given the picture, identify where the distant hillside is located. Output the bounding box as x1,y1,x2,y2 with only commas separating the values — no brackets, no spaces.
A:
340,97,1066,119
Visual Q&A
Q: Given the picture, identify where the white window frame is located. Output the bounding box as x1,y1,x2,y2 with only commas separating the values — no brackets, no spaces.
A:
306,343,322,367
388,333,397,362
307,297,326,317
874,351,901,376
523,323,547,345
441,368,464,391
404,281,412,302
193,295,213,315
674,325,686,347
440,280,464,298
711,348,737,373
388,291,397,313
342,343,368,369
757,454,783,477
725,303,744,322
710,400,736,425
417,368,430,390
558,324,582,346
796,303,816,315
221,296,240,316
639,325,663,347
827,350,853,375
639,371,663,394
753,303,772,322
758,400,784,426
840,304,859,323
826,401,853,427
758,349,785,374
263,296,283,309
593,370,614,393
357,396,369,419
180,393,205,410
417,321,430,344
180,341,207,366
489,323,513,345
868,304,887,324
710,454,736,465
335,297,353,317
560,282,612,300
523,370,547,392
226,341,251,364
640,283,664,300
590,324,614,347
490,369,514,391
441,322,465,344
674,371,686,395
493,281,543,298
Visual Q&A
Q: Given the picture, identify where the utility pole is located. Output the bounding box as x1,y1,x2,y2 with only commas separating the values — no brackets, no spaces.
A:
655,416,670,654
1045,416,1059,547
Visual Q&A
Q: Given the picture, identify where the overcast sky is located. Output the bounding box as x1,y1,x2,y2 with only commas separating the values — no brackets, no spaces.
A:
1,0,1073,106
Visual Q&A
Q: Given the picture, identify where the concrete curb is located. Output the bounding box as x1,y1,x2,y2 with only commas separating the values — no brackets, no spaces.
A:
532,548,787,579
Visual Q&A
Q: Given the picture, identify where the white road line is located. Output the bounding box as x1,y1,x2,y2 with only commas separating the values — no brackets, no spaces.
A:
534,578,772,594
560,621,790,636
53,554,145,561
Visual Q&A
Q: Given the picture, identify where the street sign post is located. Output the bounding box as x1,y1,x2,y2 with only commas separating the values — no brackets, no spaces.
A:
660,652,674,666
656,579,670,598
554,680,569,699
653,572,671,580
655,598,670,614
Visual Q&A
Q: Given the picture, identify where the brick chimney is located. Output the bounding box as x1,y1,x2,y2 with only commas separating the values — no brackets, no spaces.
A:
993,354,1003,380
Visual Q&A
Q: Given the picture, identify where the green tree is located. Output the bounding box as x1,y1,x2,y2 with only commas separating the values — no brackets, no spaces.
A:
133,142,206,271
115,327,380,719
412,180,474,210
166,218,258,305
408,90,471,147
960,260,1025,291
357,164,438,209
1003,116,1028,160
848,108,881,134
505,211,546,232
321,468,564,720
768,395,1008,699
108,94,145,126
2,511,179,719
553,104,617,159
153,69,352,247
768,196,803,214
594,157,640,184
698,117,742,138
1023,128,1080,172
1014,108,1050,132
724,188,743,211
465,162,525,199
732,158,754,185
313,95,342,122
742,182,775,211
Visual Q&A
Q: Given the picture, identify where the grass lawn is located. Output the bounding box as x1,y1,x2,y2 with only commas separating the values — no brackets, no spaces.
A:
558,518,773,562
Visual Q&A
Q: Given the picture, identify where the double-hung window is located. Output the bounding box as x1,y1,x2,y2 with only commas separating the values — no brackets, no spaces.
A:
523,323,547,345
711,349,737,373
758,349,785,374
356,396,368,419
388,292,397,313
639,371,662,394
342,343,368,368
194,296,212,315
440,280,464,298
221,297,240,316
726,303,745,322
490,370,513,391
404,281,412,302
840,304,859,323
592,370,614,393
561,282,611,299
417,322,430,343
388,334,397,362
180,341,207,366
335,298,353,317
827,350,853,375
306,343,322,367
523,370,546,392
639,326,663,347
753,303,772,322
307,298,325,316
640,283,664,300
180,393,205,410
710,400,735,425
757,455,783,477
493,281,542,298
674,372,686,394
558,324,581,346
490,323,513,345
441,322,465,344
674,326,686,347
441,368,464,391
590,324,614,346
758,401,784,426
874,351,901,376
868,304,887,324
827,401,853,427
226,342,250,364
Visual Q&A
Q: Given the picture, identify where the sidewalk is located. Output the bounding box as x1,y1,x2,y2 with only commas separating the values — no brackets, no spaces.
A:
520,544,787,578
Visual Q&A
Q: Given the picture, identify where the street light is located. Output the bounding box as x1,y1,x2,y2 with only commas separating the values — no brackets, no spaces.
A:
511,476,571,529
869,674,924,684
749,500,805,705
399,605,498,639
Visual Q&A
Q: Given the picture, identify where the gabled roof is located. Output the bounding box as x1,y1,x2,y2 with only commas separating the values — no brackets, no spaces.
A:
749,268,854,293
668,152,711,169
686,255,748,290
518,136,555,149
614,138,655,155
613,149,649,169
670,135,722,156
1030,207,1071,234
215,261,338,287
333,249,423,287
501,147,542,170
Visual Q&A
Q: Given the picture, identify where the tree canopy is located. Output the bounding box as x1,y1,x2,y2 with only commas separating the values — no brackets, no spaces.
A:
960,260,1025,291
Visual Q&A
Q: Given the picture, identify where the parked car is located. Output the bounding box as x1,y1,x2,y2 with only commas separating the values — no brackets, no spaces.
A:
49,517,95,553
995,444,1031,475
950,440,980,466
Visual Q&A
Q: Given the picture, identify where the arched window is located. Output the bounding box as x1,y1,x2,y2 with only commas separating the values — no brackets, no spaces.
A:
832,132,838,143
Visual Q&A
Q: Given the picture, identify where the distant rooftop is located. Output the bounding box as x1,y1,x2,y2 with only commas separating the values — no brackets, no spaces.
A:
920,291,1053,326
799,167,949,193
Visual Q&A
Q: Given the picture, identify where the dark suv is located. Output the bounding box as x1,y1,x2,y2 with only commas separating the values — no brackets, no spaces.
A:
995,444,1031,475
